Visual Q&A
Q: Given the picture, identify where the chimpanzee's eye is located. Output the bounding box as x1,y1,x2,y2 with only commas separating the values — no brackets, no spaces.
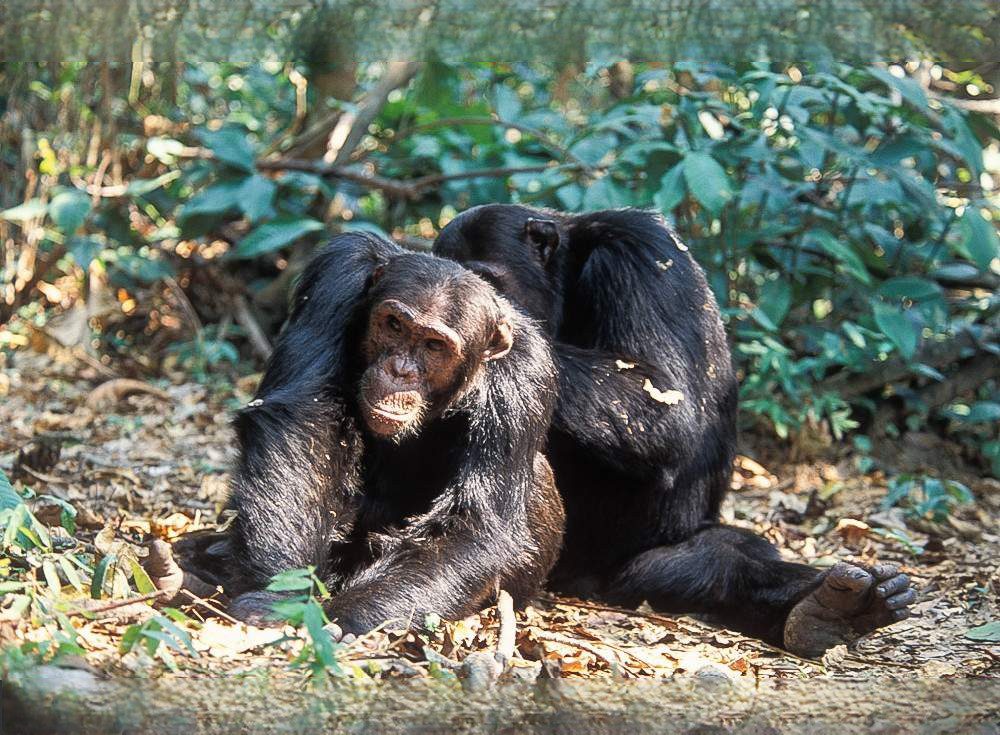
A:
425,339,446,353
387,315,402,333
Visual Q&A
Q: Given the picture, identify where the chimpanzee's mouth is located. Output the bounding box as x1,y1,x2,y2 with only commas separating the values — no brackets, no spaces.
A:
362,392,423,432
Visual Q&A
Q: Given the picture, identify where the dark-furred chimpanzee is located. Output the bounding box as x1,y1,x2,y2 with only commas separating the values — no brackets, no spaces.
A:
152,232,564,635
434,205,915,657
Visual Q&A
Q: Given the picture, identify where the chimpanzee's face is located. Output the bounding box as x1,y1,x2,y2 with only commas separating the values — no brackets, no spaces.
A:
357,258,513,441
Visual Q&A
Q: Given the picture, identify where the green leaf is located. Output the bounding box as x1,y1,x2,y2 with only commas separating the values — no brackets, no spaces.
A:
49,189,92,234
42,560,62,596
878,277,942,303
0,470,23,511
964,402,1000,424
0,199,47,222
582,177,629,210
841,321,866,348
654,165,686,214
198,128,256,172
758,279,792,327
960,207,999,271
267,569,315,592
233,216,324,259
237,175,278,223
868,67,928,111
58,557,85,593
683,152,731,215
303,599,339,672
120,624,142,653
965,622,1000,642
91,554,116,599
156,616,199,657
570,133,616,167
807,229,872,285
68,236,104,270
179,180,245,220
126,171,181,197
872,302,919,359
114,254,175,284
129,558,157,595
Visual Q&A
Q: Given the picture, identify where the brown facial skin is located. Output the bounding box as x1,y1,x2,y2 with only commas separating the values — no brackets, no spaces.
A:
358,296,512,440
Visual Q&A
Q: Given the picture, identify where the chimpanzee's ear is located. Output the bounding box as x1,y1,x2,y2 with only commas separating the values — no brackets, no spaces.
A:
524,218,561,265
370,259,388,286
484,317,514,361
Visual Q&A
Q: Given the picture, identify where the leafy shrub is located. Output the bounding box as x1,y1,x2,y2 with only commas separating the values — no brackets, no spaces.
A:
1,61,997,469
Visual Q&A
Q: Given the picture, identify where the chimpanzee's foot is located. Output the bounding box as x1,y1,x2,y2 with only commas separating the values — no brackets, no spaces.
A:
228,590,288,628
783,562,915,658
143,539,228,606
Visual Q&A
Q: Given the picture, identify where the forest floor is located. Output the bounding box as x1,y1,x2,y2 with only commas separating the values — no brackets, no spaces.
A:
0,349,998,734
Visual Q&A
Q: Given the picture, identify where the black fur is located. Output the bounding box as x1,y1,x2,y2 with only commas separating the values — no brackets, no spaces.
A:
435,205,824,645
220,232,564,634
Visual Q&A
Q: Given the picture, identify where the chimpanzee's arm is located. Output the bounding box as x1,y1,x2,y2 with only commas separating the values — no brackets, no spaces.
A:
229,233,399,593
323,519,515,634
551,343,709,475
229,397,358,592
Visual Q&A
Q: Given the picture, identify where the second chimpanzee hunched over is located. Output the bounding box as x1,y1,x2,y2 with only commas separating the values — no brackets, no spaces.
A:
435,205,915,657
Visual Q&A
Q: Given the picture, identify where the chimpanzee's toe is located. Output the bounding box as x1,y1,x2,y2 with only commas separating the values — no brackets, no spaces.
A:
783,562,916,658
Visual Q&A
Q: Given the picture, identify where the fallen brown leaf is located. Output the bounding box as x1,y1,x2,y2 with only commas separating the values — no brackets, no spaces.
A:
87,379,171,410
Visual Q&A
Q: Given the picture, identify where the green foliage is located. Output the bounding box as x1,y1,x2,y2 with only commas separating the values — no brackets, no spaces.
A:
965,621,1000,642
883,474,974,522
2,61,997,471
120,609,199,671
266,567,344,679
166,326,241,380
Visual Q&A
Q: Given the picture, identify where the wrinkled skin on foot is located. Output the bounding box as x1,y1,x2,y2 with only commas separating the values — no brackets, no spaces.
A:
784,562,915,658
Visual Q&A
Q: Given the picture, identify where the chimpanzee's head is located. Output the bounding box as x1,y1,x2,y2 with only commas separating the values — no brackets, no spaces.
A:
357,254,514,440
433,204,566,329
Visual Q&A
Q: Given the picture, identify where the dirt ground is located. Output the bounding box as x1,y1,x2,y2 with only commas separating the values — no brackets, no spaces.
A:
0,349,998,733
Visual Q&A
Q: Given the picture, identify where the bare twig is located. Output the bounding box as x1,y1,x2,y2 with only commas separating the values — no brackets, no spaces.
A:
257,158,582,200
177,589,241,626
164,276,203,334
914,354,1000,410
255,158,417,199
67,590,169,617
232,295,272,360
544,595,821,666
286,61,422,161
820,324,1000,398
529,628,634,677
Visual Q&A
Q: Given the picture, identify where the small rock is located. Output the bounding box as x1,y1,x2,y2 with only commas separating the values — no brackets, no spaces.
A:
460,651,503,692
694,663,737,687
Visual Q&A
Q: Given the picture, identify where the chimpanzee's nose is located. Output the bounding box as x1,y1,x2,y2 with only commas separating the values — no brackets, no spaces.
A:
389,355,417,379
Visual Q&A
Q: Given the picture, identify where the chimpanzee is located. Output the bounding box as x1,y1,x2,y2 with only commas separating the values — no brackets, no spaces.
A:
151,232,564,635
434,205,915,657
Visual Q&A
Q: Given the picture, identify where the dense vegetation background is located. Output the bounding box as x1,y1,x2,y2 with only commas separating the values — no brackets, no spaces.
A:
2,61,997,479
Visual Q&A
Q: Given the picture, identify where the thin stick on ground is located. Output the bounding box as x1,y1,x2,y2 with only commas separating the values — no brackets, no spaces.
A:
543,594,823,666
178,589,242,626
67,590,168,617
529,628,635,677
496,589,516,660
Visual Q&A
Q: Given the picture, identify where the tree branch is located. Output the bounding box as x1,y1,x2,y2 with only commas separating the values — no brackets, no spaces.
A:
820,323,1000,399
388,116,592,170
255,158,583,200
283,61,422,162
